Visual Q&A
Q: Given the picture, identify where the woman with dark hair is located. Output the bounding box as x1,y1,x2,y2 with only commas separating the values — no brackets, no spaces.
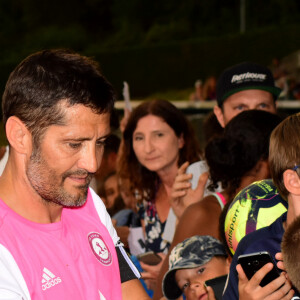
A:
153,109,282,299
118,99,201,254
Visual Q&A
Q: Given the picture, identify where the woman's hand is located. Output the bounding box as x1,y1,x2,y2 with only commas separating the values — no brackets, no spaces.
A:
140,253,166,290
170,161,208,219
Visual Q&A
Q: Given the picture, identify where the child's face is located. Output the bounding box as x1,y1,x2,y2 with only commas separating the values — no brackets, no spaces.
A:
175,257,229,300
104,174,119,208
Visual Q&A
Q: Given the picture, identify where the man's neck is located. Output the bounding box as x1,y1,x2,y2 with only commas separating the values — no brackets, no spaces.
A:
0,162,63,224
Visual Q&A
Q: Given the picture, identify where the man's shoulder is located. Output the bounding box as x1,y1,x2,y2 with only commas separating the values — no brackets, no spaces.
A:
88,187,120,246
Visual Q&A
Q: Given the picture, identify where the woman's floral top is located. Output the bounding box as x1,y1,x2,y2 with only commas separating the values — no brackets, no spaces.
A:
138,200,171,253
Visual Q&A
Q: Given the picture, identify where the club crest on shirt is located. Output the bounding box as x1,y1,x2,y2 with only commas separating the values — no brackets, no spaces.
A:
88,232,112,265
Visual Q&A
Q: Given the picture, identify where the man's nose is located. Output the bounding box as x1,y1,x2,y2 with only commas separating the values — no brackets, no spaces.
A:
78,145,100,173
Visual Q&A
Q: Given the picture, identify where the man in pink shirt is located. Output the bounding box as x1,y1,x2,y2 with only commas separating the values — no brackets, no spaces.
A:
0,49,150,299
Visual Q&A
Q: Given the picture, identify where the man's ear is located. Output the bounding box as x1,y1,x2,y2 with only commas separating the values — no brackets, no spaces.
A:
6,116,32,154
213,105,225,128
283,169,300,195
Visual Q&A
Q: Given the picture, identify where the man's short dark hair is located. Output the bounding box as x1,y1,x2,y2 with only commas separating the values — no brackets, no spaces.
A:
2,49,116,147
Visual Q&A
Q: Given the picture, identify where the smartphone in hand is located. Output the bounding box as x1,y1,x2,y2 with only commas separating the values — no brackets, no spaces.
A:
186,161,208,190
205,274,228,300
238,251,281,287
137,251,162,266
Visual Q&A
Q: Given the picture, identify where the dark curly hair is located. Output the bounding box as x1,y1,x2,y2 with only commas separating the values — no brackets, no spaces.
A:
205,110,282,199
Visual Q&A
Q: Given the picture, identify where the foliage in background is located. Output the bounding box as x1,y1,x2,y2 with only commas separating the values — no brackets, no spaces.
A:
1,0,299,50
92,24,300,98
0,0,300,101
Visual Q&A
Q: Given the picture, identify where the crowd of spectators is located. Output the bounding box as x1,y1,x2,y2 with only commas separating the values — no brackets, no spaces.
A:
190,57,300,103
1,49,300,300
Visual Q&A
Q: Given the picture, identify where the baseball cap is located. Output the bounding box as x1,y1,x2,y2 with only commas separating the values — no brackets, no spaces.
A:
216,62,282,107
162,235,227,300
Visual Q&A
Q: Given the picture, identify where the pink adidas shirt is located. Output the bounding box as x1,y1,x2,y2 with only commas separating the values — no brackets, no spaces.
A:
0,188,123,299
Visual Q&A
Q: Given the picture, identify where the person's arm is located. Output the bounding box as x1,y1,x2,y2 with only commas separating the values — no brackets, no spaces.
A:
121,279,151,300
92,188,149,297
116,244,151,299
152,198,222,300
115,226,130,248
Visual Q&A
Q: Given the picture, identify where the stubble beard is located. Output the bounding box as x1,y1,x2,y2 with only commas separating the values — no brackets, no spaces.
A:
26,150,92,208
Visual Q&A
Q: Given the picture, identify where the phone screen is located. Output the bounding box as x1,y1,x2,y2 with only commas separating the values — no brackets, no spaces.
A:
186,161,208,190
238,251,281,287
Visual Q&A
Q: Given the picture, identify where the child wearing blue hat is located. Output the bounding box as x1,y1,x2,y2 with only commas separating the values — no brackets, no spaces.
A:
162,235,230,300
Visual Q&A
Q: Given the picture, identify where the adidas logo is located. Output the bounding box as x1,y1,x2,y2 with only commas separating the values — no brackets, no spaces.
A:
41,267,62,291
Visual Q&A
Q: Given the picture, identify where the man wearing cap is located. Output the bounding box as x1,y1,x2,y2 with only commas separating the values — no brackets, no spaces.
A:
214,62,281,128
170,62,281,213
162,235,229,300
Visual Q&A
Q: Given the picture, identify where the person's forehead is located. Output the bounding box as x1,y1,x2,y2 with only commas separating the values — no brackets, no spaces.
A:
223,89,274,105
105,174,118,185
176,260,211,276
136,114,165,125
134,115,171,132
61,103,110,121
175,265,203,281
46,103,111,138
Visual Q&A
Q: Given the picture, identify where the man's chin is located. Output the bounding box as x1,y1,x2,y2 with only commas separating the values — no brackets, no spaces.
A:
59,187,89,208
67,198,87,208
61,194,88,208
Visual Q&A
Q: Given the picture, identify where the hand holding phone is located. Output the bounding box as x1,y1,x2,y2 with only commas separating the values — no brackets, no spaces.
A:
238,251,281,287
186,161,208,190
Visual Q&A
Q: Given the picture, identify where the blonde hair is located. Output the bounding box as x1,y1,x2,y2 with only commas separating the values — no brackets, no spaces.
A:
269,113,300,200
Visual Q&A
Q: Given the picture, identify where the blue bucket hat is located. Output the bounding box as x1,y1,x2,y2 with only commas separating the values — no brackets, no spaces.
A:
162,235,227,300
